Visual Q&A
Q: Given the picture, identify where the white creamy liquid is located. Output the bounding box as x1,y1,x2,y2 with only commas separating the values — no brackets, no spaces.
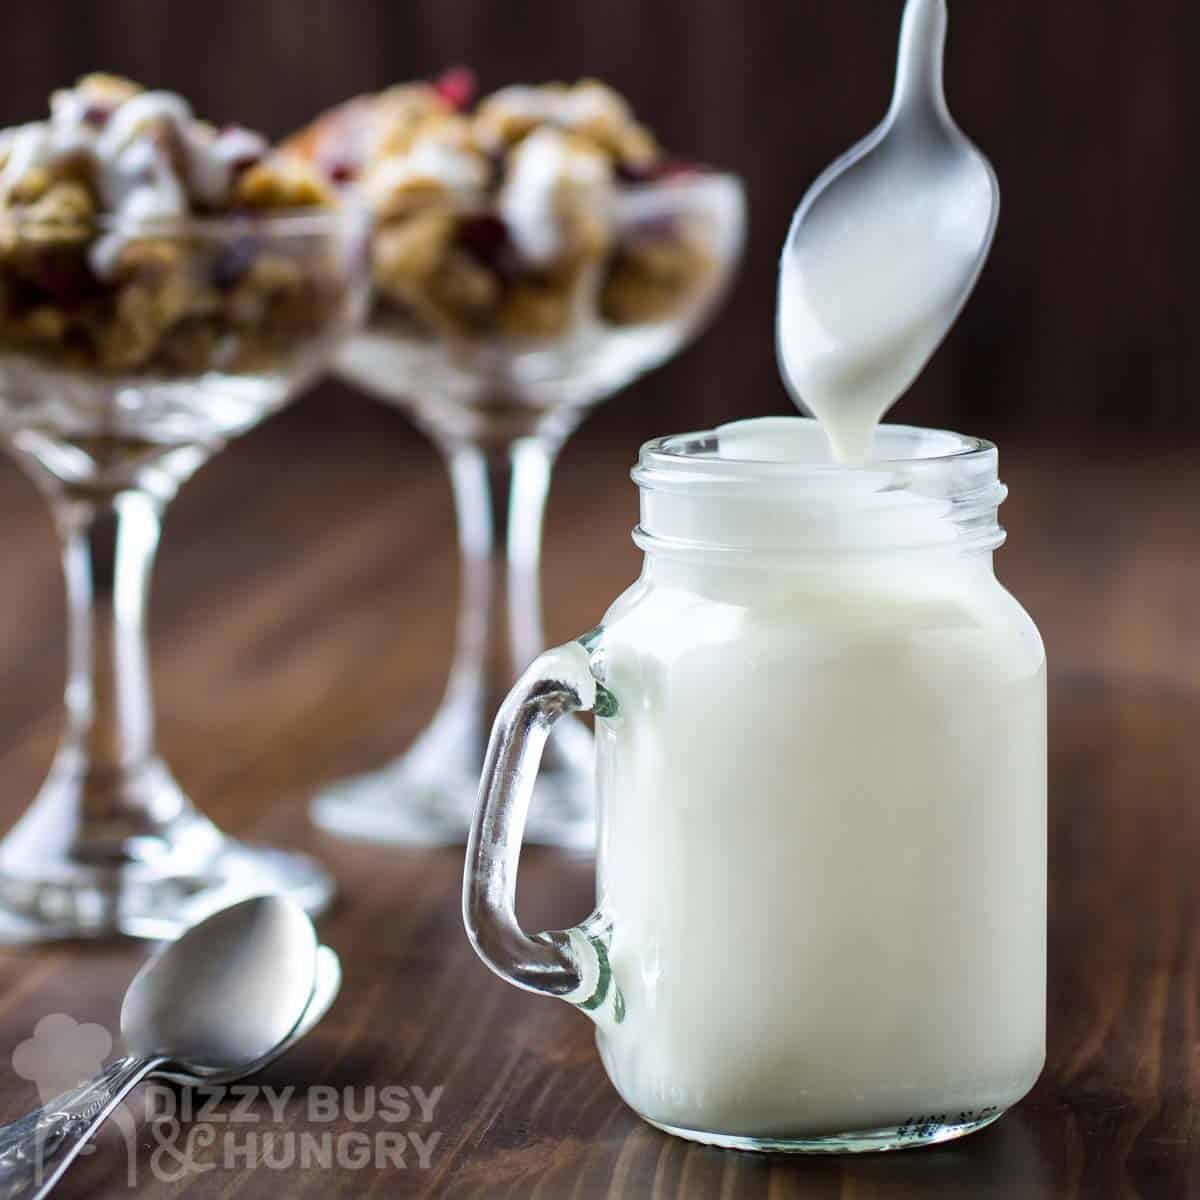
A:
591,418,1046,1138
776,163,994,465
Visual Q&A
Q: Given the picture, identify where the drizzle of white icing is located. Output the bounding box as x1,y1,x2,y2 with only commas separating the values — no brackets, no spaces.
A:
499,127,612,265
0,82,268,277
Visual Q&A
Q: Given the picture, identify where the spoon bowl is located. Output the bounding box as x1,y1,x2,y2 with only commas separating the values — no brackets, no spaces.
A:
122,894,318,1071
156,944,341,1088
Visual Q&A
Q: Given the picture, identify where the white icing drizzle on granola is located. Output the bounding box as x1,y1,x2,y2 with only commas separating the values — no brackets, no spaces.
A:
0,81,268,277
479,83,629,142
0,124,54,192
365,127,488,213
499,127,613,265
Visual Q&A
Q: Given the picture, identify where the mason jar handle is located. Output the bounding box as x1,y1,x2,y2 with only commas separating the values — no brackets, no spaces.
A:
463,640,623,1024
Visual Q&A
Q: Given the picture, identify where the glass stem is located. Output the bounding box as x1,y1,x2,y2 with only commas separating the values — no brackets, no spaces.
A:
53,487,171,811
441,434,559,727
312,422,594,845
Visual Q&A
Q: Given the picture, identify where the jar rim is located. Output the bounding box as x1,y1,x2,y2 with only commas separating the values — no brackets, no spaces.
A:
631,418,1006,559
636,417,995,480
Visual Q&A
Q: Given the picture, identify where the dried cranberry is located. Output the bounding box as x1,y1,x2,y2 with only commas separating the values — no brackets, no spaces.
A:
630,215,679,240
327,160,358,185
618,158,705,185
457,214,520,278
656,159,704,180
434,66,477,112
81,105,110,129
210,236,263,289
616,162,652,185
228,152,263,176
29,254,102,307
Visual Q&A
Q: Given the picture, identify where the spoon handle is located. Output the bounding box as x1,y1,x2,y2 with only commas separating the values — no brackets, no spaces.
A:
0,1055,159,1200
891,0,948,121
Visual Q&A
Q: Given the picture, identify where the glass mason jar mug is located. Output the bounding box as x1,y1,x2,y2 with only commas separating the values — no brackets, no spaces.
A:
464,417,1046,1153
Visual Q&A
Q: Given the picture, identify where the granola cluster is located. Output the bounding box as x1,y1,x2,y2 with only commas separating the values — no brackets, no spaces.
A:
286,72,718,340
0,74,347,375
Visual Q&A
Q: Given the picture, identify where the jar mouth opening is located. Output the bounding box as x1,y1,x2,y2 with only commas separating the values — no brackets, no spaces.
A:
631,417,1006,559
637,417,995,480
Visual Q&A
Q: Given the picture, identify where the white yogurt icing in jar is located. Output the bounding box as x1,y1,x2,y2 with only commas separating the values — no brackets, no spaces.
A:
588,417,1046,1143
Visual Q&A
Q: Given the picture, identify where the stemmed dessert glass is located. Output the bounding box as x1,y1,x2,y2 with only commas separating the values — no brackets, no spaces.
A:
312,173,745,849
0,205,369,940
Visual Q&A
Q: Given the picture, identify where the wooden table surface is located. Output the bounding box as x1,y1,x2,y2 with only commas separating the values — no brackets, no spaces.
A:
0,401,1196,1198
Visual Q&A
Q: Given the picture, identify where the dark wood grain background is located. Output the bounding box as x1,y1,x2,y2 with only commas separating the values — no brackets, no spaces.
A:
0,0,1188,444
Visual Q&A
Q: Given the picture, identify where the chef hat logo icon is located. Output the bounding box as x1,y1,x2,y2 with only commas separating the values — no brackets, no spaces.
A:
10,1012,138,1186
12,1013,113,1103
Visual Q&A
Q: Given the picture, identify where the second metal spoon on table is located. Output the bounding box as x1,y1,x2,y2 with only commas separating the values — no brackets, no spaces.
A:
0,896,324,1199
0,943,340,1196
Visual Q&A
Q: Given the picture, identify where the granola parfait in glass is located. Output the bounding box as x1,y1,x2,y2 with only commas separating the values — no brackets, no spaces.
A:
0,75,368,939
292,71,745,849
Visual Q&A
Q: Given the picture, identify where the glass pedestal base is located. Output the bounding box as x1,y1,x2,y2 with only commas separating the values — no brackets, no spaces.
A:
0,836,334,943
644,1110,1005,1154
0,751,334,942
312,689,595,850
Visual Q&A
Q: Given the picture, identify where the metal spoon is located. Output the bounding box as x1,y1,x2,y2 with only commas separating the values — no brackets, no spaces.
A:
0,944,340,1190
0,896,319,1199
0,945,341,1196
155,943,341,1088
776,0,1000,462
